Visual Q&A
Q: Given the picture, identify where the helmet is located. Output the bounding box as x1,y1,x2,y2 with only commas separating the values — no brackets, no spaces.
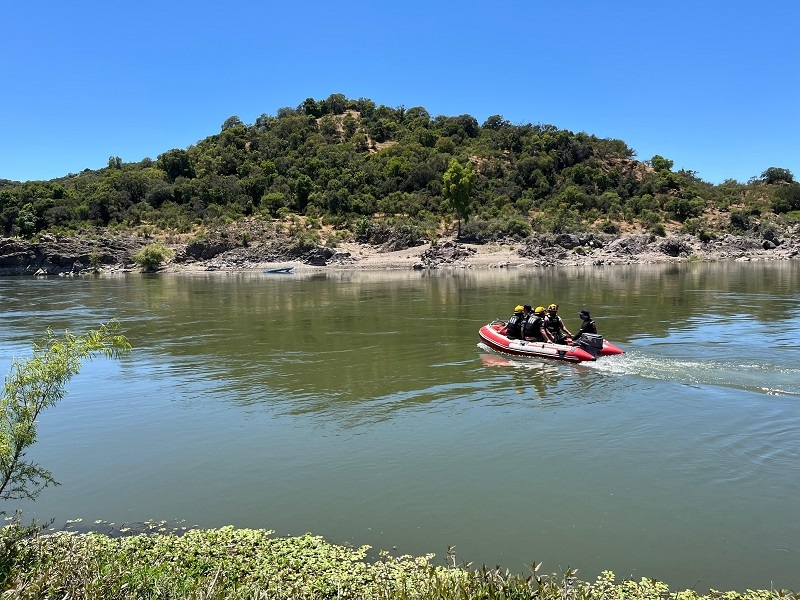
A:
534,306,545,315
514,305,524,313
547,303,558,312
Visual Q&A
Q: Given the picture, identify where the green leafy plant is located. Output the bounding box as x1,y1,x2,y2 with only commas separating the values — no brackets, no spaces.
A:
0,527,793,599
0,322,131,502
131,243,175,272
88,247,101,273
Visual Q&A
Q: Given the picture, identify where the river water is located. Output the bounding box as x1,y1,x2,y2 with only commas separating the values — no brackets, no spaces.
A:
1,261,798,591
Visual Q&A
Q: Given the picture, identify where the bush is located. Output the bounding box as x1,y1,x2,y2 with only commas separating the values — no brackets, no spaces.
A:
729,210,750,231
131,243,175,272
697,229,715,242
772,183,800,213
600,219,619,234
1,527,793,600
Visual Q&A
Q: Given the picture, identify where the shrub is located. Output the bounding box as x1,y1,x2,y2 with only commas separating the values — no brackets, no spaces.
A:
772,183,800,213
729,210,750,231
131,243,175,272
697,229,715,242
600,219,619,234
638,209,662,229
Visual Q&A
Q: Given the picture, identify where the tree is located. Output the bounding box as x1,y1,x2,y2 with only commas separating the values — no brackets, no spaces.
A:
157,149,194,182
650,155,673,172
443,158,476,238
0,322,131,502
15,203,38,238
221,115,243,132
760,167,794,184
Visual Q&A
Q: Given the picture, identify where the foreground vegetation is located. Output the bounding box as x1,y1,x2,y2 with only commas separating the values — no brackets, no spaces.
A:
0,94,798,250
0,525,795,599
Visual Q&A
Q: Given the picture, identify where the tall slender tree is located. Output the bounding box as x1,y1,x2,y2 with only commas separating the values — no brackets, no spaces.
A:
442,158,476,239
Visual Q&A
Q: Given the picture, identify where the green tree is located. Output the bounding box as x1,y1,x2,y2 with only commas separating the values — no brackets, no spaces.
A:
15,203,38,238
443,158,476,238
760,167,794,184
157,149,194,182
0,322,131,502
650,155,673,171
221,115,243,131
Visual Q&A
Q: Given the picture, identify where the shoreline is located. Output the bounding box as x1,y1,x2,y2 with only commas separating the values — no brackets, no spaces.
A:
1,230,798,277
165,233,800,275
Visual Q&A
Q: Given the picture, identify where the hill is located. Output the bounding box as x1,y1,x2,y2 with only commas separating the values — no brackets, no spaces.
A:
0,94,798,273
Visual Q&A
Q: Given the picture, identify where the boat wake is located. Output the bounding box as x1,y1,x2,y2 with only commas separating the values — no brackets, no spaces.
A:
589,349,800,397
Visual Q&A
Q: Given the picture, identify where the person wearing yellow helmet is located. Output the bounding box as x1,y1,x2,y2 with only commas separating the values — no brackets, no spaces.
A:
523,305,548,342
505,305,526,339
543,303,573,344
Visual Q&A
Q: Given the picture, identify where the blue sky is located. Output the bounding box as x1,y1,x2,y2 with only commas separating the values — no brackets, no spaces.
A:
2,0,798,184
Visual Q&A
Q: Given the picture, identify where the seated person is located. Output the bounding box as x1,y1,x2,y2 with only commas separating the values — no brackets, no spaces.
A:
523,306,547,342
543,303,573,344
505,305,525,339
574,309,597,341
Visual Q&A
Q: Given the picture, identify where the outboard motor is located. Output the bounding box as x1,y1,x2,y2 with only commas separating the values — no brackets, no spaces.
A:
575,333,604,359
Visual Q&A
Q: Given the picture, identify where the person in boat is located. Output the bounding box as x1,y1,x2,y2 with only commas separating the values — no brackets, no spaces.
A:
521,304,534,333
573,309,597,341
543,303,573,344
523,305,548,342
505,305,526,339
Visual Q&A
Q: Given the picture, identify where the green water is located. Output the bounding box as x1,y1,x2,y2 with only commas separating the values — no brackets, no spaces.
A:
1,261,798,591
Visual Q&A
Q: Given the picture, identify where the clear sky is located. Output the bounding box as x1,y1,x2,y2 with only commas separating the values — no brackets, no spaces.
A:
2,0,798,184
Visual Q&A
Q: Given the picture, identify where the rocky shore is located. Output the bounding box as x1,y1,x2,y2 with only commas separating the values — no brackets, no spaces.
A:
1,226,798,277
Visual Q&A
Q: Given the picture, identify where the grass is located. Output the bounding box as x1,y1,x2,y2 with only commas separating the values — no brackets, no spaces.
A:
0,525,795,599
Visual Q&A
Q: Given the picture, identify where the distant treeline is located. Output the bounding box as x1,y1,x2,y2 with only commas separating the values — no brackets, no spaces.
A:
1,94,798,243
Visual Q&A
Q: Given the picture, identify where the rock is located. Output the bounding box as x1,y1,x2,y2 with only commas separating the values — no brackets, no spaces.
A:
606,236,648,255
418,241,475,266
555,233,580,249
658,239,691,257
303,247,334,266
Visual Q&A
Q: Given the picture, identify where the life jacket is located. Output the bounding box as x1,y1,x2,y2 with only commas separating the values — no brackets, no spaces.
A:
506,314,524,339
524,316,546,341
544,315,568,342
544,315,563,336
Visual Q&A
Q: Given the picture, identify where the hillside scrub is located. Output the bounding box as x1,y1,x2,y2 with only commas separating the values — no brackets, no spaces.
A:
0,94,797,252
0,526,795,599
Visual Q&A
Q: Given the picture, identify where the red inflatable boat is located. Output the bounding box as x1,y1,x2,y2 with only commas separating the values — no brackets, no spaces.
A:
478,320,624,363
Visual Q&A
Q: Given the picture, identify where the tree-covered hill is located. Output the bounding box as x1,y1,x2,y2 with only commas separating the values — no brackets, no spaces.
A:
1,94,798,247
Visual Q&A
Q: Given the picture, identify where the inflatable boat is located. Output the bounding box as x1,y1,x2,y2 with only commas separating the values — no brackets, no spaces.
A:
478,320,624,363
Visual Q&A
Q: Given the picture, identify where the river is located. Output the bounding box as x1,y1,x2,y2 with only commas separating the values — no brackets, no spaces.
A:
1,261,798,591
